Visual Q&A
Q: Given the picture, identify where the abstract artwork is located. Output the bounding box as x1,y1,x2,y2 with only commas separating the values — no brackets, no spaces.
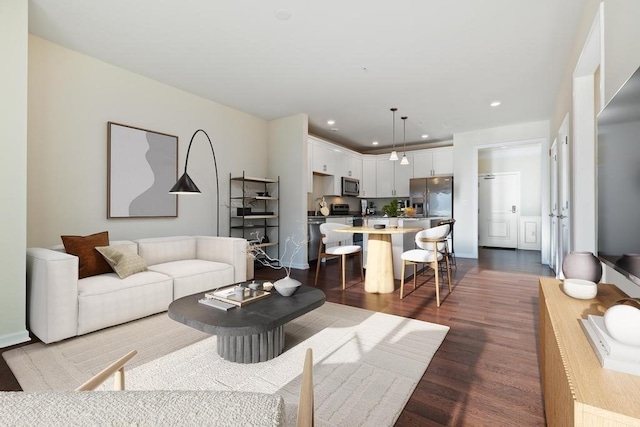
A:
107,122,178,218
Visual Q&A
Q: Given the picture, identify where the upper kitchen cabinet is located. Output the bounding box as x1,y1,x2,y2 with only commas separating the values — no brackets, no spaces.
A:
310,138,337,175
412,147,453,177
375,153,413,198
341,152,362,181
361,156,377,198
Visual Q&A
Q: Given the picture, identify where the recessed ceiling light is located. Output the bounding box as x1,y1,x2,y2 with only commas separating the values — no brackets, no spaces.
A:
421,134,429,139
490,101,501,107
327,120,335,125
274,9,292,20
372,141,379,145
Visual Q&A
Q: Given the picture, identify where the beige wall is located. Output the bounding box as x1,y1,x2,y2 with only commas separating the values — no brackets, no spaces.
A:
28,36,270,247
0,0,29,347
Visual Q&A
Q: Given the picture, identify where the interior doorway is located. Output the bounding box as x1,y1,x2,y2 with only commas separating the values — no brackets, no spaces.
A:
478,172,520,249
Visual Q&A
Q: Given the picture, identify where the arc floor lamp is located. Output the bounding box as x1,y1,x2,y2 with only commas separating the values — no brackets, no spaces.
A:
169,129,220,236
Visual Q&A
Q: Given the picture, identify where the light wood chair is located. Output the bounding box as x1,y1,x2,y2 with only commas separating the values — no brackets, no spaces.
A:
400,224,452,306
437,218,456,268
314,223,364,290
75,350,138,391
297,348,314,427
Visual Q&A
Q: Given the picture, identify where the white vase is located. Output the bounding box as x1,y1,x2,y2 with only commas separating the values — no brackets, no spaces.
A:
274,276,301,296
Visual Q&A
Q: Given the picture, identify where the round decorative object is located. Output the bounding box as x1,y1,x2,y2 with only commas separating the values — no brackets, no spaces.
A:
604,299,640,347
274,276,302,296
615,254,640,278
562,251,602,283
562,278,598,300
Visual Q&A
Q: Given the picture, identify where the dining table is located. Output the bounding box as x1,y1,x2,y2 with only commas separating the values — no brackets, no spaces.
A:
336,226,422,294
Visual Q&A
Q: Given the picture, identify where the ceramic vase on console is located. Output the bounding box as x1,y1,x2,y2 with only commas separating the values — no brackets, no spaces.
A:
274,276,301,297
562,251,602,283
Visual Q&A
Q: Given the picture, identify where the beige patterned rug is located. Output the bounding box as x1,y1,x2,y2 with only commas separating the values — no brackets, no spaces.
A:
4,302,448,427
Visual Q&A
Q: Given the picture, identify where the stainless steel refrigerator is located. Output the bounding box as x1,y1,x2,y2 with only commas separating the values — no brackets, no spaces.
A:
409,176,453,219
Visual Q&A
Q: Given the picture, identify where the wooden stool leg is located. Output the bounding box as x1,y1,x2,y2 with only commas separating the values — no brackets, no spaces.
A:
433,260,441,307
400,260,406,298
314,256,322,286
341,254,347,290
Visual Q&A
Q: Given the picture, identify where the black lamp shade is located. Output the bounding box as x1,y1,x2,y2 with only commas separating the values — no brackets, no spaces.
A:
169,172,201,194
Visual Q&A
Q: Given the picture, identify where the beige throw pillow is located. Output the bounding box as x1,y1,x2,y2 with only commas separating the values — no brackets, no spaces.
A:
96,245,147,279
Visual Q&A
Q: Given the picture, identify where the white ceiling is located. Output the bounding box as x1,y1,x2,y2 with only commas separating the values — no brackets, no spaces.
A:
28,0,589,152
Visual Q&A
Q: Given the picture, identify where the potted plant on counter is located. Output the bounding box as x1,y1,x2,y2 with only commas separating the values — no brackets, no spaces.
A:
381,199,399,228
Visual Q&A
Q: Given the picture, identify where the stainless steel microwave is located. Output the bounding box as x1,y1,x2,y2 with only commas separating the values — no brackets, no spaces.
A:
342,177,360,196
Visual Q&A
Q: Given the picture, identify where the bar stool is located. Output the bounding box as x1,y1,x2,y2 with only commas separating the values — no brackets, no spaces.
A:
400,224,452,306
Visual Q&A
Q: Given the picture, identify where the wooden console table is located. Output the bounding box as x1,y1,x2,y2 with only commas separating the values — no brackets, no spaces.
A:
539,277,640,426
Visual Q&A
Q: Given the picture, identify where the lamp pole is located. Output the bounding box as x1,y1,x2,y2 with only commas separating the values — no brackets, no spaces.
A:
169,129,220,236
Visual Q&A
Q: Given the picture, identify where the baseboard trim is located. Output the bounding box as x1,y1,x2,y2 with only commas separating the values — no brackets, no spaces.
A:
0,330,30,349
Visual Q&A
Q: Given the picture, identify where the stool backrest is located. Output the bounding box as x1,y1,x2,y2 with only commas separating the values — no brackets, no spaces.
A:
415,224,450,250
320,222,352,245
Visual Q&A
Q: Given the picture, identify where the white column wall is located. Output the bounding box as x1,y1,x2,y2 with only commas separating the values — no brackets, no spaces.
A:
0,0,30,348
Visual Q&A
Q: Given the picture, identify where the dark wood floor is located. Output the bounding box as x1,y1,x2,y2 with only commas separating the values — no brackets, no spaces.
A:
1,248,553,426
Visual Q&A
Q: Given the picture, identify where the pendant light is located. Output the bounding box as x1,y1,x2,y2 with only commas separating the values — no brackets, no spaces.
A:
389,108,399,161
400,116,410,165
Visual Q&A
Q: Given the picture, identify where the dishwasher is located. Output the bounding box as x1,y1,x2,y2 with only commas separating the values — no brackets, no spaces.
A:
307,217,326,262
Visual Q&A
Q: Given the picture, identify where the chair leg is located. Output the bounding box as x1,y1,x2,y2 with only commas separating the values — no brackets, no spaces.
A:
314,256,322,286
444,249,453,293
400,260,406,299
341,254,347,290
433,260,441,307
359,251,364,281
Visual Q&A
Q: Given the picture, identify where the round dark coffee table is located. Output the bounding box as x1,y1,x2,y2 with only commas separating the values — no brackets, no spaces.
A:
168,282,325,363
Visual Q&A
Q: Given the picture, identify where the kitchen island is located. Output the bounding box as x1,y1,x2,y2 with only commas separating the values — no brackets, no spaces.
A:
337,225,421,293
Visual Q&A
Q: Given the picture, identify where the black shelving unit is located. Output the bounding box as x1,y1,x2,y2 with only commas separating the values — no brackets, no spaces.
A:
229,172,280,265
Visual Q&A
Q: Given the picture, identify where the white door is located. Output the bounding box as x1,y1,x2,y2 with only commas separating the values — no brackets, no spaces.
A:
478,172,520,248
558,115,571,276
549,138,559,273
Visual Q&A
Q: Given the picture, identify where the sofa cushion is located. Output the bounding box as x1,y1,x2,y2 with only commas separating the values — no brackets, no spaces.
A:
0,391,285,426
61,231,113,279
96,245,148,279
137,236,196,266
148,259,235,299
77,271,173,335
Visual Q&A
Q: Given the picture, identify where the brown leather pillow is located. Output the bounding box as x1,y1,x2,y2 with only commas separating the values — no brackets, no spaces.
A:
61,231,113,279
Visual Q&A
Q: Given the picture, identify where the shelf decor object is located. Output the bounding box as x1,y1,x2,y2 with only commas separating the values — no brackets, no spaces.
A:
107,122,178,218
169,129,220,236
562,251,602,283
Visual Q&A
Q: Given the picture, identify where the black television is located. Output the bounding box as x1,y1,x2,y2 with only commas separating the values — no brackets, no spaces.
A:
597,64,640,286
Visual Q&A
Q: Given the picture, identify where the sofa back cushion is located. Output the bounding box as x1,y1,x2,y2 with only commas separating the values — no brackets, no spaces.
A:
136,236,196,266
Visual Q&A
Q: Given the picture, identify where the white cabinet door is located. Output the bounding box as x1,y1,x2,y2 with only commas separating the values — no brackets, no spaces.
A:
342,153,362,181
394,154,413,197
412,151,434,178
411,147,453,177
376,157,395,197
312,141,336,175
432,147,453,176
361,157,377,198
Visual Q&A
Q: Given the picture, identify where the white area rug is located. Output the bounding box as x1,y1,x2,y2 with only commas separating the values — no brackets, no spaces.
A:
5,302,449,427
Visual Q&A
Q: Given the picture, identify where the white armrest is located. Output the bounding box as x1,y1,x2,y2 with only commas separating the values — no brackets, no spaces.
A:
26,248,79,343
196,236,248,283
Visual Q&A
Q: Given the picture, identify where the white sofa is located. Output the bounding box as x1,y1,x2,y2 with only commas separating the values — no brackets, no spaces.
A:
26,235,248,344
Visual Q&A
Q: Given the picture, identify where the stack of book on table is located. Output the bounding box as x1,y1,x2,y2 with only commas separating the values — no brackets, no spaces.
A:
581,314,640,376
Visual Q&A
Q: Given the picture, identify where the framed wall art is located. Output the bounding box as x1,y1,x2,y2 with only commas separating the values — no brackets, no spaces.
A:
107,122,178,218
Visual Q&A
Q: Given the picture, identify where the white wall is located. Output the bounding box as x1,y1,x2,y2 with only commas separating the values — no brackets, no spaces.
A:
0,0,30,348
453,121,549,259
28,36,269,247
268,114,309,270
